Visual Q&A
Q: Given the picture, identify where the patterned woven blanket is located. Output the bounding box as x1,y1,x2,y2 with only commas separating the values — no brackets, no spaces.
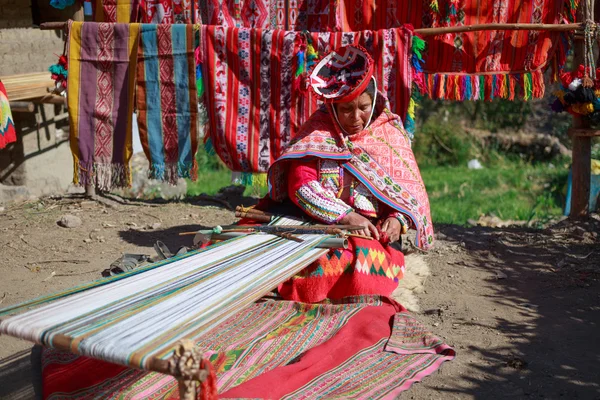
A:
94,0,140,23
200,25,412,174
67,21,139,190
0,81,16,149
136,23,199,184
200,0,575,101
42,296,454,399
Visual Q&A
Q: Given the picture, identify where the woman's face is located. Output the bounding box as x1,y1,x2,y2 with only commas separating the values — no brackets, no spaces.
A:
334,92,373,135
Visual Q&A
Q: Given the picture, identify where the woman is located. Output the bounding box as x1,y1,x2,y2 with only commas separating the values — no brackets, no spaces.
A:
267,45,434,303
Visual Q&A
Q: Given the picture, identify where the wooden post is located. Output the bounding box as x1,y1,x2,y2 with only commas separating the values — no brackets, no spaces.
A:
569,2,595,217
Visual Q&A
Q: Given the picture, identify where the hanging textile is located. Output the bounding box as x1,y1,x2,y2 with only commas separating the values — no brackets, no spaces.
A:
139,0,200,23
0,81,16,150
40,296,454,398
200,25,413,174
200,0,575,101
67,21,139,190
94,0,140,22
199,0,322,30
136,24,199,184
333,0,574,101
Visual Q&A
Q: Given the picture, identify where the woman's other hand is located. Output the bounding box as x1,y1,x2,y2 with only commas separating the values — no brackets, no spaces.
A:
382,217,401,243
340,212,380,240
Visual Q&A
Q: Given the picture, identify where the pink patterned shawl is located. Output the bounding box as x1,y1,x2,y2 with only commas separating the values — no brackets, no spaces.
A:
268,94,434,250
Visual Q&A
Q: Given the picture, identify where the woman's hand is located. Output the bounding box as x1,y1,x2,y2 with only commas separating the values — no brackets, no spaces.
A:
382,217,401,243
340,212,380,240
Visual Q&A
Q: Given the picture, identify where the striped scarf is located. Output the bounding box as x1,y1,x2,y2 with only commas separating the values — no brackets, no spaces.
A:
136,24,199,184
67,21,139,190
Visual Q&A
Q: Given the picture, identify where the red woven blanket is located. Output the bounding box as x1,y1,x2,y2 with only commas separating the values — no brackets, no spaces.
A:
200,25,412,174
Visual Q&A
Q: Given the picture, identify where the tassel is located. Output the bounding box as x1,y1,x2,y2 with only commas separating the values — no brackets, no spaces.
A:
533,70,545,98
523,73,532,100
196,64,204,98
473,75,480,100
465,75,472,100
447,75,455,100
484,75,492,101
439,75,446,100
455,75,461,100
430,0,439,12
509,75,516,101
411,36,427,62
479,76,485,101
433,74,440,99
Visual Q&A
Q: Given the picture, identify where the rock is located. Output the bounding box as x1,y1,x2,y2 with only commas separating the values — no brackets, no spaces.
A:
496,271,508,279
150,222,162,230
83,238,92,243
58,215,82,229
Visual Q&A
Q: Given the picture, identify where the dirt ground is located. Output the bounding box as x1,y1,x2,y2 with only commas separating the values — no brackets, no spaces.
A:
0,194,599,399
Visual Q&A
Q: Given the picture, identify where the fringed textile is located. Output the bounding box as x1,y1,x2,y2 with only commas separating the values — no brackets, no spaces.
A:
140,0,200,23
200,0,574,101
200,25,413,174
67,21,139,190
333,0,571,101
136,24,199,184
40,296,454,398
94,0,140,22
199,0,324,30
0,81,16,149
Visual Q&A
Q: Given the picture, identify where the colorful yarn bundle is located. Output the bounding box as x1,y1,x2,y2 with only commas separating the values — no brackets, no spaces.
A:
550,65,600,123
406,35,426,137
50,0,76,9
48,54,68,93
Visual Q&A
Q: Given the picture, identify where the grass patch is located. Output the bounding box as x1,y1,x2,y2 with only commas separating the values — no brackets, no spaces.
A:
187,146,570,226
421,161,569,226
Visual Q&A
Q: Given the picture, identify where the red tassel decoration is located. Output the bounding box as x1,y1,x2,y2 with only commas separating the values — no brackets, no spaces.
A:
484,75,492,101
508,75,516,101
447,74,455,100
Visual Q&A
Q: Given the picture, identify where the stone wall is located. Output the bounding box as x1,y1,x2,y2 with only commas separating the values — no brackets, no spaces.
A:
0,0,74,202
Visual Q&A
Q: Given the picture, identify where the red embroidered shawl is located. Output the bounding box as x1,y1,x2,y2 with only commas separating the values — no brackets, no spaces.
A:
268,95,434,250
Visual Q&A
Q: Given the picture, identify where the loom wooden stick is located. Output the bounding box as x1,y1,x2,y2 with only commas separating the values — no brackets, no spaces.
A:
209,232,348,248
273,232,304,242
346,233,374,240
235,212,272,223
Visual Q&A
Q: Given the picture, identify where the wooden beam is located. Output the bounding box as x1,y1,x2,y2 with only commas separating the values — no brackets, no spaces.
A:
569,2,594,217
415,22,583,36
9,101,35,113
568,128,600,137
40,21,585,35
38,94,67,106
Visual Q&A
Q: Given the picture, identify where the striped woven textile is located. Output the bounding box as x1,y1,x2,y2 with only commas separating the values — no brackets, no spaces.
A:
198,0,574,101
67,21,139,190
200,25,412,174
41,296,454,398
136,24,199,184
140,0,200,23
94,0,140,23
0,233,329,370
0,80,16,149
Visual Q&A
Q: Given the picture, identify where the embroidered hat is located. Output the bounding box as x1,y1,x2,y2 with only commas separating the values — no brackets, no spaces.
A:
309,45,374,103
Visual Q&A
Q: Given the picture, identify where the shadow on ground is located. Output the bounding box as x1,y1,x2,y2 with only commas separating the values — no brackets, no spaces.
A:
432,218,600,398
